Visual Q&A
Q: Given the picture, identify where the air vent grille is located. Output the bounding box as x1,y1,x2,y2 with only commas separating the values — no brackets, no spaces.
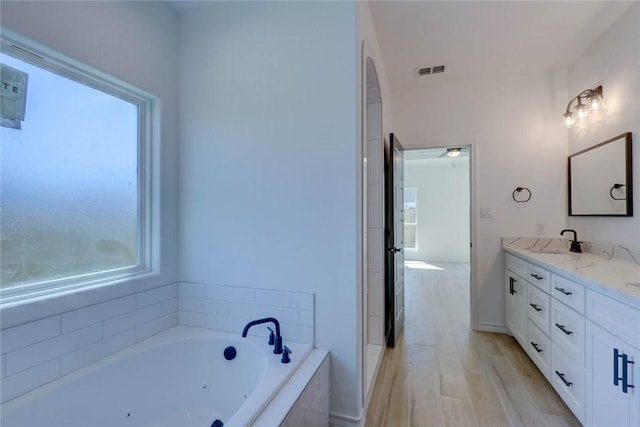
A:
416,64,446,77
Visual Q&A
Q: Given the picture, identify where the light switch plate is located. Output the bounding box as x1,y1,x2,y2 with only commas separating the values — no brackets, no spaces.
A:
480,207,493,218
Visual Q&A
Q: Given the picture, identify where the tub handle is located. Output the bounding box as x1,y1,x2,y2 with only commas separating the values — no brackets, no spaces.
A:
281,345,292,364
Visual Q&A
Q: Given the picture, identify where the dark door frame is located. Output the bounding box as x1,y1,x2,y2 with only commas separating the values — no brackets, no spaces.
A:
384,133,404,347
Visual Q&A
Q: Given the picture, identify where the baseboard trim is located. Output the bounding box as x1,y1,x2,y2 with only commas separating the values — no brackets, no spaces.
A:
330,410,364,427
475,321,509,334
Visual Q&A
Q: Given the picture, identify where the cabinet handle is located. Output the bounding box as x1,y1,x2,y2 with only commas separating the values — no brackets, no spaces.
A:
555,370,573,387
530,342,543,353
613,348,635,393
530,273,543,280
555,323,573,335
614,348,621,387
529,303,542,312
509,277,516,295
554,287,572,296
622,353,635,394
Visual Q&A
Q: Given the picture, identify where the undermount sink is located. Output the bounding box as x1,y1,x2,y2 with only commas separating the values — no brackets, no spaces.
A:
527,247,569,254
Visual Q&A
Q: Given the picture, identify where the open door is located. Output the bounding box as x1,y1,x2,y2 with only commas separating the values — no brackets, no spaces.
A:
384,133,405,347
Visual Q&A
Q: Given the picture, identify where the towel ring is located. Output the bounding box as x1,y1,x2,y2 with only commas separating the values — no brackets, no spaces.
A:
609,183,626,200
512,187,532,203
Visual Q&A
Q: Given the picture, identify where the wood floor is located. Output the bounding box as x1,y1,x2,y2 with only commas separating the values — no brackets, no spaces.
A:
365,261,581,427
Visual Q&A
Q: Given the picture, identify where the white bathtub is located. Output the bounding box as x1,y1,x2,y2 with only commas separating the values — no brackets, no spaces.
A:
0,326,312,427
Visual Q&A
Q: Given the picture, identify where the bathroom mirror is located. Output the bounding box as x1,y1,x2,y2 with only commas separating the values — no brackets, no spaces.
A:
568,132,632,216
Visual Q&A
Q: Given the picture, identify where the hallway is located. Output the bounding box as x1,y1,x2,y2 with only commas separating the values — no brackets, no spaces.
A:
365,262,580,427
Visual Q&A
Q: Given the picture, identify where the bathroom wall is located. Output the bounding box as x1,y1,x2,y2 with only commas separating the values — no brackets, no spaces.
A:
404,157,470,263
567,3,640,247
393,70,569,330
360,2,395,354
0,0,179,399
358,3,394,422
177,2,361,422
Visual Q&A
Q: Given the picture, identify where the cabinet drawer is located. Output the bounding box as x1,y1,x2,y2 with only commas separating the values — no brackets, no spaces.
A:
587,290,640,345
505,253,528,278
551,346,585,424
528,263,550,293
551,274,585,314
551,299,585,367
528,320,551,379
528,284,550,334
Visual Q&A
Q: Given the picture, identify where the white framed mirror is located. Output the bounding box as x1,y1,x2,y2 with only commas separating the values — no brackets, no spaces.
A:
568,132,633,216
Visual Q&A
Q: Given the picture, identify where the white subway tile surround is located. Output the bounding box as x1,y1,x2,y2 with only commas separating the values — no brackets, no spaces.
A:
178,282,315,345
1,282,314,404
0,284,179,403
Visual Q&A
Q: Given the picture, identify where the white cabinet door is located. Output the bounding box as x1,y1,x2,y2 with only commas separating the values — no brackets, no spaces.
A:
587,321,639,427
505,270,527,348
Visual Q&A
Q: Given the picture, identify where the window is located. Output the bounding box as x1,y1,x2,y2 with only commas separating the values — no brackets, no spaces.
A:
404,187,417,250
0,35,152,302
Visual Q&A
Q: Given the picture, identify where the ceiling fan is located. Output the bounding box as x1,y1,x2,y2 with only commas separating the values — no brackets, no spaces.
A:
439,147,469,158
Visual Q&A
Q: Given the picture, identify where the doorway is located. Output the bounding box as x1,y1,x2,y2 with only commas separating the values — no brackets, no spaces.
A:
403,145,472,324
404,147,471,263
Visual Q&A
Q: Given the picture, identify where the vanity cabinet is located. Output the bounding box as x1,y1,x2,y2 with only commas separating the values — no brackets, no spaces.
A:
505,254,528,348
505,253,589,424
549,274,587,423
586,291,640,427
526,267,552,379
504,249,640,426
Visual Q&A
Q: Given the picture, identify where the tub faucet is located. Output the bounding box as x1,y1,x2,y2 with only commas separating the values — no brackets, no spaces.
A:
242,317,283,354
560,229,582,253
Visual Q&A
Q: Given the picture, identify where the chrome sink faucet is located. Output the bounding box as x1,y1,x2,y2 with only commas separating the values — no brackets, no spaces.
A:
560,229,582,253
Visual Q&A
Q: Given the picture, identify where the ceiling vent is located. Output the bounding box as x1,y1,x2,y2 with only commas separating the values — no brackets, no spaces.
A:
416,65,446,77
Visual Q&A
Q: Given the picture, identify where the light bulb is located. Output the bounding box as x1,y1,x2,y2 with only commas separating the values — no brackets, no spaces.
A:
564,112,575,128
575,102,589,120
589,93,606,113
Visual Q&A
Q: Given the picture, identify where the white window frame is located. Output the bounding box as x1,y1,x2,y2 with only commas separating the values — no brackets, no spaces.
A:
404,187,418,251
0,31,156,304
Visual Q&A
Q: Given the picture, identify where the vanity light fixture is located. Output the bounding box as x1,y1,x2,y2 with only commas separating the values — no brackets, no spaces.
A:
563,85,605,128
446,148,461,157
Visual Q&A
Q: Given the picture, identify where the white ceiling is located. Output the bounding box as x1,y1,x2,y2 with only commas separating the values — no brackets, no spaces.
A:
165,1,636,94
369,1,636,93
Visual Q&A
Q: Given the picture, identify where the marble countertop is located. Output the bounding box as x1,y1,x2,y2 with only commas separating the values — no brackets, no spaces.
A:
503,237,640,308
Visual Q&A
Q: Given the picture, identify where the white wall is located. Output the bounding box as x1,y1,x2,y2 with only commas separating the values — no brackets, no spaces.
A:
358,2,394,135
358,2,394,420
393,70,569,330
361,0,394,354
567,3,640,246
404,158,470,263
177,2,361,421
0,1,179,325
0,0,180,402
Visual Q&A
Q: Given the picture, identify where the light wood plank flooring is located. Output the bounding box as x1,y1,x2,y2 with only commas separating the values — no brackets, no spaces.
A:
365,261,581,427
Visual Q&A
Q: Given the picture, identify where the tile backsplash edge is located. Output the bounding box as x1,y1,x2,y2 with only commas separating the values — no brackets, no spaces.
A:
177,281,315,346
